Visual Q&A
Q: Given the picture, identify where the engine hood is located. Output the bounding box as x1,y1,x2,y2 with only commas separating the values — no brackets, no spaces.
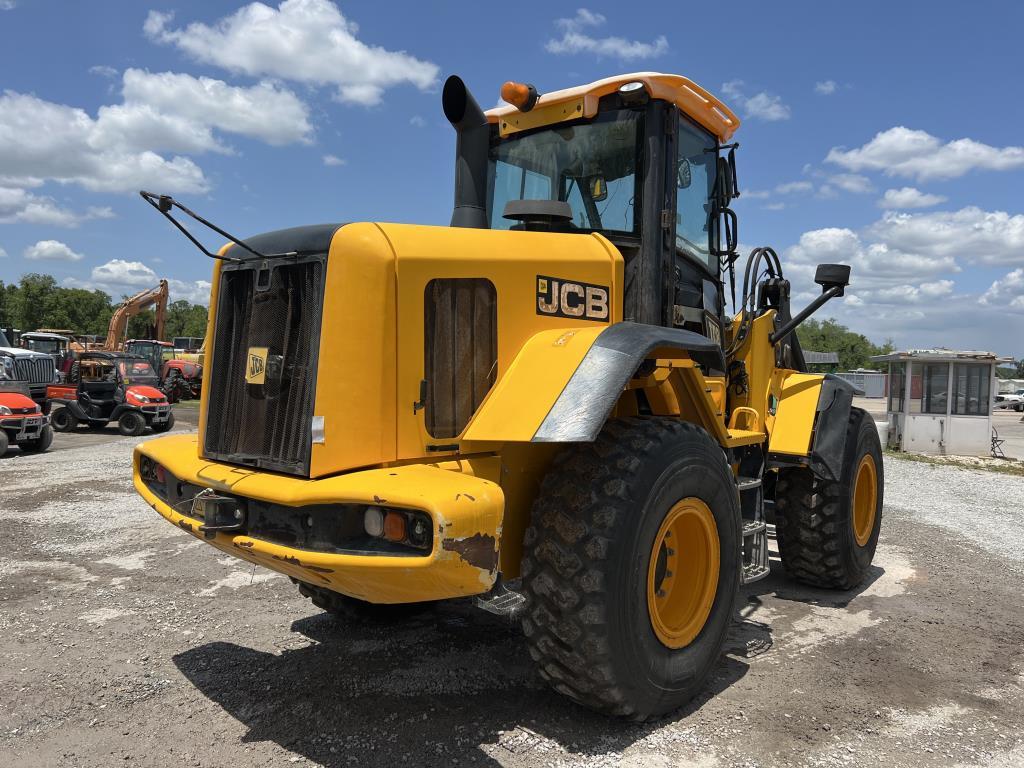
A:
0,347,52,360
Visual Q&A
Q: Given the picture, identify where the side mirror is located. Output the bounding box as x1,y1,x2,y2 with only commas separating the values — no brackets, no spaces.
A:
814,263,851,295
589,176,608,202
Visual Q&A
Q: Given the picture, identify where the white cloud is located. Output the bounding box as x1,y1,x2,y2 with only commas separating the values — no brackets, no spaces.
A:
91,259,158,288
721,80,790,121
869,207,1024,266
828,173,873,195
826,126,1024,182
775,181,813,195
24,240,85,262
0,186,113,226
814,80,837,95
89,65,118,79
65,259,212,306
0,1,15,9
0,70,312,194
878,187,947,209
546,8,668,60
144,1,439,106
322,154,346,167
981,268,1024,311
781,205,1024,351
120,69,312,147
0,91,208,193
409,115,425,128
0,246,7,258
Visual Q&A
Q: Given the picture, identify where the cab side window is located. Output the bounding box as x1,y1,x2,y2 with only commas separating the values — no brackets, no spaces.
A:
676,115,718,272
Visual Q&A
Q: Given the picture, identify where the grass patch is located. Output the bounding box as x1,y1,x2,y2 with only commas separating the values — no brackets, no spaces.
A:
884,449,1024,478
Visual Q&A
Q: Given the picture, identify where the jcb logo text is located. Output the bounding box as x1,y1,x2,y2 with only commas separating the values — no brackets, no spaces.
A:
536,275,609,321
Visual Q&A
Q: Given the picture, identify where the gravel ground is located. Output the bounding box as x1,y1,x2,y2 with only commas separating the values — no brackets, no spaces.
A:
2,425,1024,767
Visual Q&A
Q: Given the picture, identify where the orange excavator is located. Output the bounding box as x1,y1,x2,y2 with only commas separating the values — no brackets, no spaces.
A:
102,280,169,351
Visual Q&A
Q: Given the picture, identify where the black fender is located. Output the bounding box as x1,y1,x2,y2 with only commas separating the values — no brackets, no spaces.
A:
808,374,855,482
533,322,726,443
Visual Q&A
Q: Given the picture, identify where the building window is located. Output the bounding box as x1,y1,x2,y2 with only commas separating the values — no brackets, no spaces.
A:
423,278,498,439
910,362,948,415
952,363,990,416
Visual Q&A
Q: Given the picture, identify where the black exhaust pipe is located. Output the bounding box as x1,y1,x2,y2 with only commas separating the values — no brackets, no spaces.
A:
442,75,489,229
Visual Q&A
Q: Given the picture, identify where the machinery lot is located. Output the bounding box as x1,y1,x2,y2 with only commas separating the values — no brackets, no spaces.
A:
2,418,1023,767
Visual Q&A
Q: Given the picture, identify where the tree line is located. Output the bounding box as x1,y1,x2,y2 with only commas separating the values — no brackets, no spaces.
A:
795,318,894,371
0,274,208,341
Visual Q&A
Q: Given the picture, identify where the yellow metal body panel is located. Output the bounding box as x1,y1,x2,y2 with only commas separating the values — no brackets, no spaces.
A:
487,72,740,142
768,373,824,458
462,326,606,442
135,435,504,603
310,223,398,476
382,223,624,461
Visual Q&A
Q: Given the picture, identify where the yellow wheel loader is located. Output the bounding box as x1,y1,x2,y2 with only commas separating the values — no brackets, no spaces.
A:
134,72,883,720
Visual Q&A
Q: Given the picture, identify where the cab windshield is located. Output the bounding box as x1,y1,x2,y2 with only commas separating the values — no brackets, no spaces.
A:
488,110,643,234
25,339,62,354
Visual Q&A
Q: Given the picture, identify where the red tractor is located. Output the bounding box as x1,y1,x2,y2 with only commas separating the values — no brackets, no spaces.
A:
0,381,52,455
47,351,174,436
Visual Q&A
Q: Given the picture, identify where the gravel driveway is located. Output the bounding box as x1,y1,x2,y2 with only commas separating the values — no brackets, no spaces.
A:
1,430,1023,767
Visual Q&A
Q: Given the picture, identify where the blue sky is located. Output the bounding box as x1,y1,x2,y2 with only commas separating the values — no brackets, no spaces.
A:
1,0,1022,355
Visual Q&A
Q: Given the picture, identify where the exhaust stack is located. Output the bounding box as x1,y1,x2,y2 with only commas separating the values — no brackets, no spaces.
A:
442,75,489,229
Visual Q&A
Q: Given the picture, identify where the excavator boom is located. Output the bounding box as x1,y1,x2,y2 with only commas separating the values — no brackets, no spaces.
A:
103,280,169,350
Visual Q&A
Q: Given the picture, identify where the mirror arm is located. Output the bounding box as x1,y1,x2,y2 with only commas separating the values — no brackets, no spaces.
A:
768,285,844,345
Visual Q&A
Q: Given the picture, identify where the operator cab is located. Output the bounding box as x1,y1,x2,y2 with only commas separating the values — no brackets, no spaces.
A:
474,74,741,344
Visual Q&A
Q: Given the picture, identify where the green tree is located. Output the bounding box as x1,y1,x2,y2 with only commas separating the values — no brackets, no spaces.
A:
11,274,59,331
165,300,208,340
797,318,892,371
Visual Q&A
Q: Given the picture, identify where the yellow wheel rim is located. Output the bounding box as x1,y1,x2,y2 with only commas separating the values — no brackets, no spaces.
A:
647,498,720,650
852,454,877,547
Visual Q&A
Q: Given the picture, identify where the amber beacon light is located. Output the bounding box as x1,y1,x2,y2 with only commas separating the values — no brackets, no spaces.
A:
501,81,539,112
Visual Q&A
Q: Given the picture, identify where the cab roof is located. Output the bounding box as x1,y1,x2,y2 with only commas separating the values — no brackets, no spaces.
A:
486,72,740,142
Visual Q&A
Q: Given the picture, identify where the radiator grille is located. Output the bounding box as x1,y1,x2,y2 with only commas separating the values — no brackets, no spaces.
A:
204,256,326,475
14,356,54,386
424,278,497,439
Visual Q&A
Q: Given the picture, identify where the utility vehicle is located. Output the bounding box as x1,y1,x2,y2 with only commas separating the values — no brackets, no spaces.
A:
49,351,173,435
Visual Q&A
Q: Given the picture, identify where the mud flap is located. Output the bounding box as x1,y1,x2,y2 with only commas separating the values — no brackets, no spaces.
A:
808,374,854,482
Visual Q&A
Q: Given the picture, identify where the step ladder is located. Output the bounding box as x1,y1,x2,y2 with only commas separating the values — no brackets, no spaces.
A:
738,475,770,584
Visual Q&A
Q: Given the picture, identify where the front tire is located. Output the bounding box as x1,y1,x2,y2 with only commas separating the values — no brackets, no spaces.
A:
50,407,78,432
19,425,53,453
774,408,883,589
117,411,146,437
521,418,741,720
0,430,8,455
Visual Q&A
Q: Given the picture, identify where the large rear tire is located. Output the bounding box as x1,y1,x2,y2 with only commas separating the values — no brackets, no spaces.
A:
774,407,883,589
521,418,741,720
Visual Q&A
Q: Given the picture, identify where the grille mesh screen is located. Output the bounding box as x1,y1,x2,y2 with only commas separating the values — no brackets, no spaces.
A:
204,258,325,475
424,278,497,439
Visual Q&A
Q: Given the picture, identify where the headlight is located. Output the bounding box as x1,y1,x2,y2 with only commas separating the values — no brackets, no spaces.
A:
0,357,12,380
0,405,11,415
133,393,151,403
